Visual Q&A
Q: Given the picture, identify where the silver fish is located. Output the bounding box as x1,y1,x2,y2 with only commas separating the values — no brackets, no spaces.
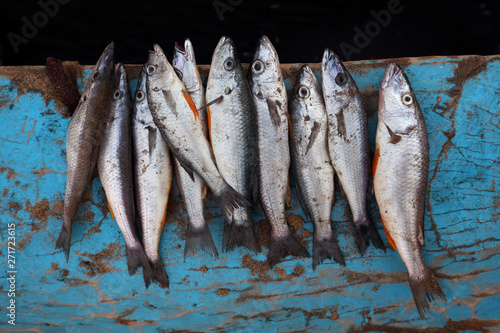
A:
98,63,152,288
56,43,114,261
146,44,250,222
172,39,218,259
321,49,385,255
206,36,259,253
290,65,345,270
132,66,171,287
249,36,310,266
374,63,446,318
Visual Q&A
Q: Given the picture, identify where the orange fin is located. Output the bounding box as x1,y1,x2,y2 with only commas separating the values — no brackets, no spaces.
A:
207,106,213,146
381,216,397,250
373,147,380,179
202,185,207,199
160,200,168,233
182,89,200,120
106,198,114,220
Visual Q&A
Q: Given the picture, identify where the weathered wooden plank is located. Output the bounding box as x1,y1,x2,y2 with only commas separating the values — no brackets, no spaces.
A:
0,55,499,332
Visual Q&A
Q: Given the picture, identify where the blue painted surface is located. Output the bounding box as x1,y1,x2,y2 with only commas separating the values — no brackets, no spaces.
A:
0,55,499,332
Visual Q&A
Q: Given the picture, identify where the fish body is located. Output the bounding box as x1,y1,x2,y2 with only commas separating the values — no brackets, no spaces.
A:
56,43,114,261
374,63,446,317
321,49,385,255
146,44,249,221
249,36,309,266
172,39,218,259
132,66,171,287
206,36,259,253
98,63,152,288
290,65,345,269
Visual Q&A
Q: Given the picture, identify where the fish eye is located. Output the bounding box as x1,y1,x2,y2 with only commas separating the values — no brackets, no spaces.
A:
335,73,347,86
174,68,183,79
92,71,99,81
225,87,232,95
113,90,122,100
402,93,413,105
252,60,265,74
147,65,157,75
136,91,145,102
298,86,310,99
224,57,235,71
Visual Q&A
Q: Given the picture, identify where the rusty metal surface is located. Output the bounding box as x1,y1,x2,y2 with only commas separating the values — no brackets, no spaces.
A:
0,55,499,332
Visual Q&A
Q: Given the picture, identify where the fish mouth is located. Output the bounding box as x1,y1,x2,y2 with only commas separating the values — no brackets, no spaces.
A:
216,36,235,53
297,64,314,82
255,35,278,58
381,63,403,89
149,44,165,56
174,41,186,54
95,42,114,68
322,48,343,76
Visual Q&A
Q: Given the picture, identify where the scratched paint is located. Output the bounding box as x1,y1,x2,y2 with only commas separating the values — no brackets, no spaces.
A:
0,55,499,332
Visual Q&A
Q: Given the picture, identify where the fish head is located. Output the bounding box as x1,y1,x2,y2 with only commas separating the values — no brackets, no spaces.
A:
146,44,176,90
132,65,153,123
291,65,324,120
84,42,115,98
249,35,283,97
111,63,130,104
207,36,242,95
379,63,419,134
173,39,202,93
321,49,358,107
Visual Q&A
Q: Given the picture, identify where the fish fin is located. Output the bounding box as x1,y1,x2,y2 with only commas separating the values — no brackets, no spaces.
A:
337,177,345,197
380,215,397,250
383,122,402,144
224,220,260,254
161,90,178,116
146,125,157,158
313,232,345,270
182,89,200,120
268,233,310,267
178,160,195,181
335,109,347,139
55,223,72,262
372,147,380,179
266,98,281,127
305,121,321,155
207,106,213,146
408,268,446,319
106,197,114,220
150,258,169,288
125,245,153,289
202,185,207,199
213,183,251,220
286,180,291,207
251,167,259,205
418,225,425,246
184,223,219,259
352,219,387,256
197,95,223,112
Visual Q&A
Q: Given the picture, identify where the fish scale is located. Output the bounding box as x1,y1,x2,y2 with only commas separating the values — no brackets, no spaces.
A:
98,63,153,288
172,39,218,259
206,36,258,253
374,63,445,318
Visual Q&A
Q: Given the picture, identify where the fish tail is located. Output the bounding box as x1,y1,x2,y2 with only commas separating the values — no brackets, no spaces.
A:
150,258,169,288
312,233,345,270
268,234,310,267
353,218,386,256
409,268,447,318
55,222,72,262
224,220,260,254
126,245,153,289
213,183,251,220
184,223,219,259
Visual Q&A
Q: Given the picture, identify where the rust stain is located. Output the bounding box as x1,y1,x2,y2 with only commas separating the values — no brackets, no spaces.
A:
215,288,230,296
358,318,500,333
241,254,271,280
0,166,19,179
77,241,122,277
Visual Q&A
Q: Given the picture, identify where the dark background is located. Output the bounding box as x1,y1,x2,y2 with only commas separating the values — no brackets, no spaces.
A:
0,0,498,66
